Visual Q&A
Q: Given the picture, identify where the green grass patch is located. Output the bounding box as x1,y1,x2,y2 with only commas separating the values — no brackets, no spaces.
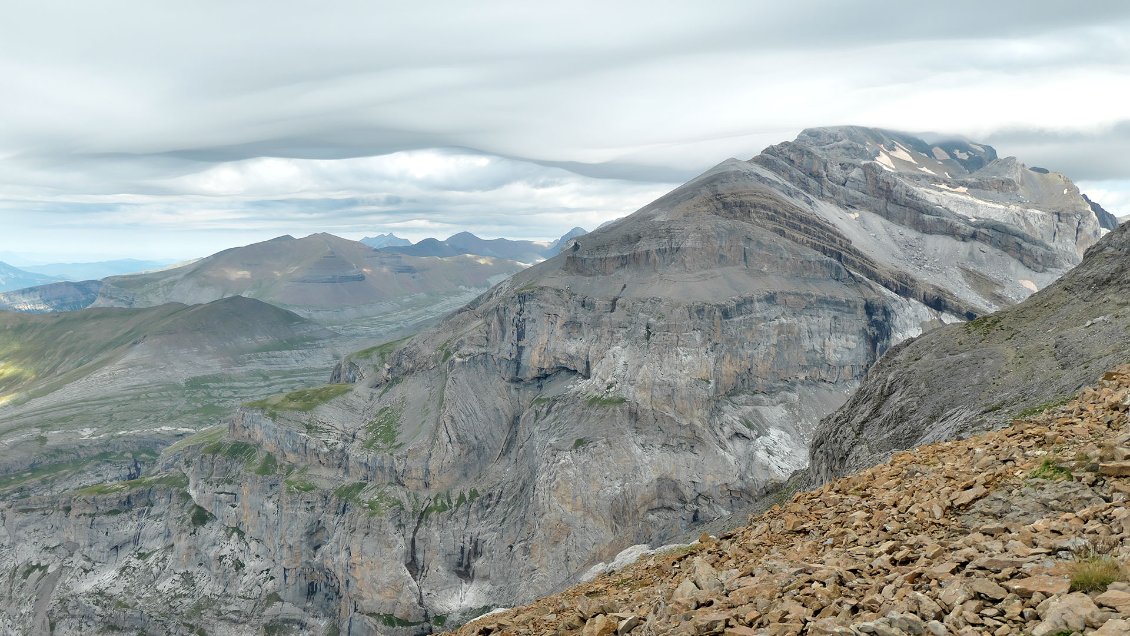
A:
352,337,410,366
164,426,226,455
247,384,352,416
586,395,626,407
201,440,259,463
573,437,590,449
1016,395,1074,420
361,487,402,516
284,476,318,494
363,405,403,452
366,613,424,629
333,482,367,502
1070,555,1124,593
254,452,278,476
963,313,1004,336
1030,458,1073,481
0,449,159,494
75,471,189,496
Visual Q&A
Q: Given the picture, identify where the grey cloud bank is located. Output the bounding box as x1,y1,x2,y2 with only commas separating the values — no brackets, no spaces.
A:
1,1,1128,261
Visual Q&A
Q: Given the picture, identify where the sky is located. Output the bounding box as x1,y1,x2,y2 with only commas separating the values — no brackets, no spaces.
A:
1,1,1129,264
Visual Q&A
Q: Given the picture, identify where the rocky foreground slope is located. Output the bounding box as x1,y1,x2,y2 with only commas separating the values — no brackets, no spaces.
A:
809,209,1130,484
0,127,1117,634
452,365,1130,636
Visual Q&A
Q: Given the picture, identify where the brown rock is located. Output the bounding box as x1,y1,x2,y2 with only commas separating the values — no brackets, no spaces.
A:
1093,618,1130,636
1004,574,1070,597
1100,461,1130,477
968,577,1008,601
1095,589,1130,613
581,614,617,636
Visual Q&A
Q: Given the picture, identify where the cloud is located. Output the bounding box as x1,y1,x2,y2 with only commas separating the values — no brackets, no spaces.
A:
0,1,1128,259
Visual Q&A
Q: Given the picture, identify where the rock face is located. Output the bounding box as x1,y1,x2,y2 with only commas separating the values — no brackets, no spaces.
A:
447,366,1130,636
0,127,1115,634
809,219,1130,485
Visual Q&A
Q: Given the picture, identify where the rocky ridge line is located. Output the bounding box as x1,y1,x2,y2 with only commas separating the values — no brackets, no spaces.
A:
451,365,1130,636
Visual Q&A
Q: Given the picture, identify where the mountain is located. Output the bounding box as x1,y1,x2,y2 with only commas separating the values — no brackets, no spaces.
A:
19,258,174,281
0,296,336,498
0,261,61,292
808,218,1130,485
0,233,525,326
447,366,1130,635
0,126,1114,633
379,228,588,262
360,233,413,249
546,226,587,253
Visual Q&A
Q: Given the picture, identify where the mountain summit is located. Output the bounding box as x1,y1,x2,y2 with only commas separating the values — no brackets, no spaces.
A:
0,126,1116,633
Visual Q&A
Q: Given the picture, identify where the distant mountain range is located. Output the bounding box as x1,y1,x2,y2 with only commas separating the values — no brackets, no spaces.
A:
0,261,61,292
19,258,174,282
0,233,525,323
361,227,588,262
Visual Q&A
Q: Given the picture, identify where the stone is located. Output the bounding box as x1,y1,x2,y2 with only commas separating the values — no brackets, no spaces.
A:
1095,589,1130,613
581,614,618,636
1031,592,1102,636
1004,575,1070,597
1100,461,1130,477
1093,618,1130,636
968,578,1008,601
617,615,642,635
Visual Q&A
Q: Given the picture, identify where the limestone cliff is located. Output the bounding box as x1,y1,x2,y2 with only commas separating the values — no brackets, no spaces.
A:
0,127,1114,634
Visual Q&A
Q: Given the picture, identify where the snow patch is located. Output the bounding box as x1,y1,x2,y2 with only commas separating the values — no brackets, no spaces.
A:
874,152,896,171
931,147,951,161
888,143,917,164
953,149,970,160
580,541,699,582
1019,279,1038,292
934,183,968,194
1063,188,1069,195
917,166,936,175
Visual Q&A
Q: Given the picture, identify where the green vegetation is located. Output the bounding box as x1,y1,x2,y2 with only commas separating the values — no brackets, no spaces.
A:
1070,555,1124,593
431,615,447,628
20,563,48,580
254,452,278,476
367,613,424,628
164,426,226,455
247,384,352,417
284,475,317,493
1029,457,1073,481
362,487,403,516
1016,395,1074,420
586,395,627,407
363,405,403,452
573,437,590,449
190,504,214,528
202,440,259,463
963,313,1004,336
352,337,410,366
264,592,283,608
76,471,189,496
333,482,367,502
0,449,159,494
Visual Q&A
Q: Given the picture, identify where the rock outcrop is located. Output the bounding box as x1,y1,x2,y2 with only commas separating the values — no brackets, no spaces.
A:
0,127,1116,634
809,216,1130,485
448,365,1130,636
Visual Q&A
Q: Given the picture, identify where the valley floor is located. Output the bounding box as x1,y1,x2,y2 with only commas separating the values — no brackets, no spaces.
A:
452,366,1130,636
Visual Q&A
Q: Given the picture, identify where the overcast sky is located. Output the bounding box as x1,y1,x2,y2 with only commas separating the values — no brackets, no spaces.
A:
2,1,1129,263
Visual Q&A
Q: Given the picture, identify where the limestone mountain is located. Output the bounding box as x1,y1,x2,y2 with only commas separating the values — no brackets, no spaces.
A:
808,216,1130,485
379,228,588,262
0,233,524,326
0,126,1115,634
447,365,1130,636
361,233,413,249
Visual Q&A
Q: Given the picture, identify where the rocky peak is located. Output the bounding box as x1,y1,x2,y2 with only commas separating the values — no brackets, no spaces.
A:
451,366,1130,636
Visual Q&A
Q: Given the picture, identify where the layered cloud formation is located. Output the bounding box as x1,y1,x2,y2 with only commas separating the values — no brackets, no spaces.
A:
1,1,1128,260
